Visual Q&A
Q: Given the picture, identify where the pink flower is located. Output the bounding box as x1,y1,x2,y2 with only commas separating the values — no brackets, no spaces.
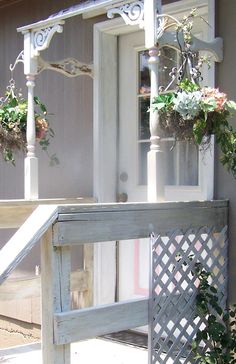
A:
202,87,227,111
36,117,48,140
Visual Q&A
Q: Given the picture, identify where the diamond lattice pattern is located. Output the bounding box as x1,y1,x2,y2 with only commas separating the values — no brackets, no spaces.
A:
149,226,228,364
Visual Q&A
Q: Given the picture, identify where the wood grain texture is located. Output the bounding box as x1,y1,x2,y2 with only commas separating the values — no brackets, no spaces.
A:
57,200,228,215
54,201,228,245
54,298,149,345
0,205,58,285
0,269,89,301
81,244,93,307
41,228,71,364
0,198,94,229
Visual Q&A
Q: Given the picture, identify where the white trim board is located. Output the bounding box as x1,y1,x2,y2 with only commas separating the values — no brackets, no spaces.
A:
93,0,215,305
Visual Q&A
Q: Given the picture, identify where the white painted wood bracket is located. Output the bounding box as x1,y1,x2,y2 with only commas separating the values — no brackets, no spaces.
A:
107,1,145,27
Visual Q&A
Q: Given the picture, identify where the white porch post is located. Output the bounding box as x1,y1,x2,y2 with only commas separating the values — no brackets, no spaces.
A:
23,32,38,200
144,0,165,202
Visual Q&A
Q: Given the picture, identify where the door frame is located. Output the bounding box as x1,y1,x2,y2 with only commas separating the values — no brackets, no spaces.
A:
93,0,215,305
93,17,137,304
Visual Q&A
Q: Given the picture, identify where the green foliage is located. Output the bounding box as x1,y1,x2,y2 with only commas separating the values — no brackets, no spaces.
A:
152,79,236,178
179,79,200,92
152,93,175,112
192,263,236,364
0,90,58,166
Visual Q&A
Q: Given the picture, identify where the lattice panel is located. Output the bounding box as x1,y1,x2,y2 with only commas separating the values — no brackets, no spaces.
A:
149,226,228,364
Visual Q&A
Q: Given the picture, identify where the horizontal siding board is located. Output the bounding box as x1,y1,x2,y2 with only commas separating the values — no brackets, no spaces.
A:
54,203,228,245
54,298,149,345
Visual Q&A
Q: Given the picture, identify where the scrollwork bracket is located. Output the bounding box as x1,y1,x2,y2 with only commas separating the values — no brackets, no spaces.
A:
33,22,64,57
9,50,24,73
107,1,144,28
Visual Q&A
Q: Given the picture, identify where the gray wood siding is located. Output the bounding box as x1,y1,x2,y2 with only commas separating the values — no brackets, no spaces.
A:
216,0,236,304
0,0,100,322
0,0,99,199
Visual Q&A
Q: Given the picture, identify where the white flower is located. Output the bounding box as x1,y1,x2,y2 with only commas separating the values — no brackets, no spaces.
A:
173,90,202,120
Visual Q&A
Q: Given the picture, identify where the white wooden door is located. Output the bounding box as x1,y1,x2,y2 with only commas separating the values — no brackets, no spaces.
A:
118,26,214,302
93,0,214,306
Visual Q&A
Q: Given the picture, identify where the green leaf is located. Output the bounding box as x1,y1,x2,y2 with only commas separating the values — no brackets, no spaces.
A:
226,100,236,110
178,79,200,92
210,286,217,294
34,96,47,113
154,102,166,111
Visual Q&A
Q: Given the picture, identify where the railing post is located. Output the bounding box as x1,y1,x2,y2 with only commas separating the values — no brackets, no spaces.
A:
41,227,71,364
144,0,165,202
23,31,39,200
25,73,38,199
147,46,165,202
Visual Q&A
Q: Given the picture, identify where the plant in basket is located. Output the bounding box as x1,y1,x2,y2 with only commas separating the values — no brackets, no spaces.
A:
153,79,236,177
0,81,58,165
151,8,236,177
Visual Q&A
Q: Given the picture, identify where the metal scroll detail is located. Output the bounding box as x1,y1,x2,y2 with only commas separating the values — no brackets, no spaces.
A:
33,23,64,56
9,50,24,73
107,1,144,27
37,57,93,78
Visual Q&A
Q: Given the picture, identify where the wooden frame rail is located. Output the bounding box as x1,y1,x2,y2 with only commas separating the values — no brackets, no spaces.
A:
54,298,149,344
0,200,229,364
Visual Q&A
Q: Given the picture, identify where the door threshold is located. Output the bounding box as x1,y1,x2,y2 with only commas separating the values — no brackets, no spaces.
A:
101,330,148,349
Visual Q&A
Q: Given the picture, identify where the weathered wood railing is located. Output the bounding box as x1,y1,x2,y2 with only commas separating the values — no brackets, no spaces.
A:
0,200,228,364
0,197,94,323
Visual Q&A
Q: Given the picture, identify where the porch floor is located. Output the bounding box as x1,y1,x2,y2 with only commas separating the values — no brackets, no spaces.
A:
0,338,148,364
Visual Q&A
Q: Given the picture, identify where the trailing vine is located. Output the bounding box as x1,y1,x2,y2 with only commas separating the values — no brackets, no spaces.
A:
192,262,236,364
0,80,58,166
152,9,236,178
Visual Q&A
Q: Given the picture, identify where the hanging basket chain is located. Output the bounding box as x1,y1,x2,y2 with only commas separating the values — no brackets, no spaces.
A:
152,9,236,178
0,62,58,165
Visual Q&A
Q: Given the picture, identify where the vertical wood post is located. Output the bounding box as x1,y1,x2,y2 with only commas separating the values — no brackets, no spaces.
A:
25,74,38,199
23,31,39,200
82,244,94,307
41,228,71,364
147,47,165,202
144,0,165,202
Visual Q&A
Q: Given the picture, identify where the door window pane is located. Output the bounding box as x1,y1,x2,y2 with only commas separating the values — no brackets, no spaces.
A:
163,140,199,186
138,98,150,140
138,142,149,185
159,46,178,90
137,47,199,187
139,50,150,95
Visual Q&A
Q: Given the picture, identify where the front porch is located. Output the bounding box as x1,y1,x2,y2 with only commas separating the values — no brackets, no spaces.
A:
0,338,148,364
0,200,228,363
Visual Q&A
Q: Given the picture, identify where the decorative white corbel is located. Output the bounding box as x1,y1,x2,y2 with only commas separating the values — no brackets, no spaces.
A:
33,23,64,56
107,1,144,27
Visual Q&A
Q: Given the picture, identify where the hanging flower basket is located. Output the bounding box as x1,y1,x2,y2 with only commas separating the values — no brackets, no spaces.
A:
153,79,236,176
0,84,57,165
